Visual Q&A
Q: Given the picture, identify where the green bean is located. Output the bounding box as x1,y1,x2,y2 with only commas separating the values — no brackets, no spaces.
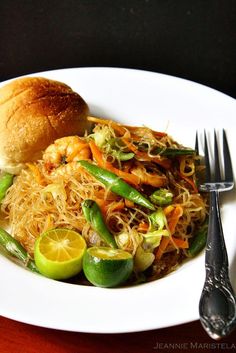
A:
0,172,14,202
78,161,155,210
0,228,39,272
153,147,196,156
187,219,208,257
82,199,117,248
150,188,173,206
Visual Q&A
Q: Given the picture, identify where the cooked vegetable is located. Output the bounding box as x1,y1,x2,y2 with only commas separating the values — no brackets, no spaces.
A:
79,160,155,210
122,138,172,169
92,124,112,148
167,205,183,234
134,245,155,272
143,208,170,250
1,115,208,285
108,138,134,161
110,150,134,161
172,236,189,249
103,136,135,161
149,208,167,231
89,139,139,185
82,199,117,248
0,172,14,202
150,188,173,206
0,228,38,272
155,205,183,260
155,236,171,260
187,219,208,257
143,229,170,250
153,147,196,156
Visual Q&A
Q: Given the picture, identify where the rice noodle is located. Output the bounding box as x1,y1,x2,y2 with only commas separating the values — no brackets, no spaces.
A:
1,120,208,281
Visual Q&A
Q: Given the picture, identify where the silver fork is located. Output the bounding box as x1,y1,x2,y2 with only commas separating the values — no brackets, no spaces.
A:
196,130,236,339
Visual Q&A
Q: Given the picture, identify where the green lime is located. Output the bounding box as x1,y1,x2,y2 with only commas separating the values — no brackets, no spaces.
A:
34,228,87,280
83,247,133,287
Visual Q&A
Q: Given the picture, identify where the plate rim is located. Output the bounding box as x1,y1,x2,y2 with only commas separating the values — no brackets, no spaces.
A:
0,67,235,333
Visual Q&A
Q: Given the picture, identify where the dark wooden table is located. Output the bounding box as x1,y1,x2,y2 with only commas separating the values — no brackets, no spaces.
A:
0,316,236,353
0,1,235,352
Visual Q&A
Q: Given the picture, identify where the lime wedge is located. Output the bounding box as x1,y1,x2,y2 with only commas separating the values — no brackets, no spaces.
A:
34,228,87,280
83,247,133,287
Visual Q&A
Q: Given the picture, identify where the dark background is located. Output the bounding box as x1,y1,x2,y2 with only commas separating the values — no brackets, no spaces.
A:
0,0,235,98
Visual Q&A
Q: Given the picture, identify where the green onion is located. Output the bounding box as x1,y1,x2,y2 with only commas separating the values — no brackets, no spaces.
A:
150,188,173,206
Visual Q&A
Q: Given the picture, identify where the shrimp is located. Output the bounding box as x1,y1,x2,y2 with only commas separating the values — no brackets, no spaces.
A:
47,161,83,176
43,136,91,173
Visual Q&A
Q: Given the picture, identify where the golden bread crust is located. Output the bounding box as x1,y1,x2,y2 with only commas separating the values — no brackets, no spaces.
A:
0,77,90,173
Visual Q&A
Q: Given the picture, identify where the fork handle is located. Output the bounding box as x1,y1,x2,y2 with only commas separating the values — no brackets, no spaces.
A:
199,190,236,339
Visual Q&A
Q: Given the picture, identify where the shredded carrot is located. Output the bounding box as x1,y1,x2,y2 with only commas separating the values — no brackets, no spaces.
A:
121,137,138,153
137,222,149,232
113,168,140,186
26,163,45,185
172,237,189,249
94,189,116,201
156,205,183,260
96,200,124,215
89,140,109,168
89,140,139,185
163,205,174,216
156,236,171,260
129,133,142,142
168,205,183,234
93,198,109,215
152,130,168,138
110,201,125,212
125,199,135,208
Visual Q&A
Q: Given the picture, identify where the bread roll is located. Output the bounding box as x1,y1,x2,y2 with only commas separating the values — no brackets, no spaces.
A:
0,76,90,174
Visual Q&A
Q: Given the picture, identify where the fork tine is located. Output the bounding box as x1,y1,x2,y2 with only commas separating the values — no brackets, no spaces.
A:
213,130,221,181
204,131,211,182
223,130,234,182
195,131,199,154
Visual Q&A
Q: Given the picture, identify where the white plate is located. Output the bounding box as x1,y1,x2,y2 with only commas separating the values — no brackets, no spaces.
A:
0,68,236,333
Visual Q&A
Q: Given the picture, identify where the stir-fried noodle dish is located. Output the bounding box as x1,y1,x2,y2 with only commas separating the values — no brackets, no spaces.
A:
1,116,207,285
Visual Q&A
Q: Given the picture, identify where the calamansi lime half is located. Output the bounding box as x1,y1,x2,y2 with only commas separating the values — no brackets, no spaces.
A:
34,228,87,280
83,247,133,287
